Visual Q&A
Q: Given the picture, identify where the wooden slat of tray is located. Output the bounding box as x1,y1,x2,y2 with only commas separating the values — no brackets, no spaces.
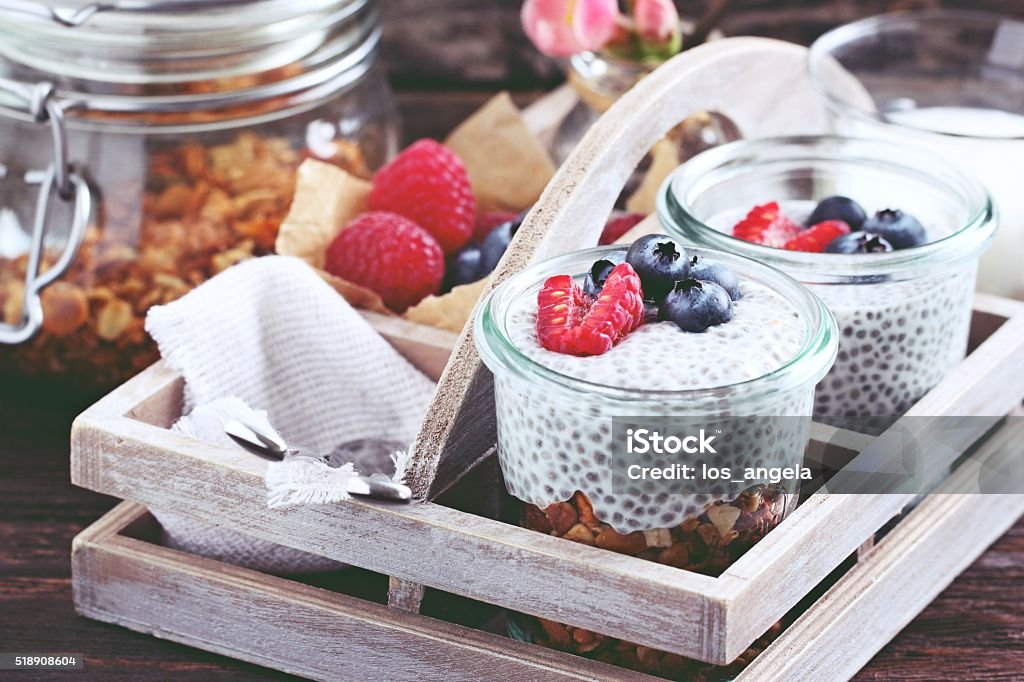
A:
72,503,654,682
736,417,1024,681
74,418,1024,682
716,292,1024,660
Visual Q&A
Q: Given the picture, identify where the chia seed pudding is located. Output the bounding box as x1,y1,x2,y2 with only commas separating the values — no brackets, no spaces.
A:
475,243,836,677
501,273,810,529
659,136,996,419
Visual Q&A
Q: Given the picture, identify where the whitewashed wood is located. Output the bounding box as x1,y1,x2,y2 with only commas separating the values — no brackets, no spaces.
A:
386,577,425,614
403,38,846,502
71,391,733,661
72,503,656,682
716,294,1024,661
69,294,1024,665
735,419,1024,681
74,420,1024,682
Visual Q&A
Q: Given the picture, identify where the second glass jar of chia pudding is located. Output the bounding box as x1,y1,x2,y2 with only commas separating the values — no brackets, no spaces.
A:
658,136,996,419
475,243,837,678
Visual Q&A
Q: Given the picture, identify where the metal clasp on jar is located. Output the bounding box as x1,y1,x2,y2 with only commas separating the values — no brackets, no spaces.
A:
0,79,91,344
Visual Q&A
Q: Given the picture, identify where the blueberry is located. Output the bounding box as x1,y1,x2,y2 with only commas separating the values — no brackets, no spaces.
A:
624,234,689,302
583,253,626,298
687,255,742,300
658,278,733,333
443,243,483,292
479,212,526,275
824,231,894,254
861,209,927,249
806,196,867,230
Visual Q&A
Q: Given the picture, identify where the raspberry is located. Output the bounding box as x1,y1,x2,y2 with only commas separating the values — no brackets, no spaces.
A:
536,263,645,356
599,212,645,245
783,220,851,252
370,139,476,254
324,211,444,312
731,202,801,248
473,211,519,243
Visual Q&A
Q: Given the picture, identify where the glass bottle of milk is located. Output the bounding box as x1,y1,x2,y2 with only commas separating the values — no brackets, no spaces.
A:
810,10,1024,298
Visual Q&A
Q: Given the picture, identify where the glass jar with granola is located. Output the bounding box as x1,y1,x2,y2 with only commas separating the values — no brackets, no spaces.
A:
0,0,398,395
475,239,837,679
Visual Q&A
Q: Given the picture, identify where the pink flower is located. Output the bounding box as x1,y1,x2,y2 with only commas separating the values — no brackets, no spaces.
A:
633,0,680,44
521,0,621,58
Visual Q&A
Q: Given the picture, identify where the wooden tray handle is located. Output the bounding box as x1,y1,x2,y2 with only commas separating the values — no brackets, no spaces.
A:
404,38,839,501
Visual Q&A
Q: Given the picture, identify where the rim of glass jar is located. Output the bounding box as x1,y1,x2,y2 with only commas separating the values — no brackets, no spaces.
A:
475,245,838,406
0,0,367,73
0,0,380,131
657,135,996,284
808,9,1024,142
0,32,380,135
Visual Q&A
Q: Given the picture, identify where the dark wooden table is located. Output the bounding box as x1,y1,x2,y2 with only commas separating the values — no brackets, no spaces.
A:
3,1,1024,679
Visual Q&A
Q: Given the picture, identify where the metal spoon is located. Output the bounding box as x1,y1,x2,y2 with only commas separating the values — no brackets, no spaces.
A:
224,420,413,503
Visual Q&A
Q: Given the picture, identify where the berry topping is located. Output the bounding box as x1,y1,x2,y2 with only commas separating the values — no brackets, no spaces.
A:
480,216,522,275
369,139,476,254
325,211,444,312
806,195,867,230
861,209,927,249
825,231,895,254
732,201,801,248
658,278,733,333
783,219,851,252
624,233,690,302
688,255,742,300
443,242,483,291
536,263,644,356
599,212,646,245
474,210,521,243
583,253,626,298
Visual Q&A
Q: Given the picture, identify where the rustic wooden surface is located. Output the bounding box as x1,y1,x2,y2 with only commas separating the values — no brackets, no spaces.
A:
3,1,1024,679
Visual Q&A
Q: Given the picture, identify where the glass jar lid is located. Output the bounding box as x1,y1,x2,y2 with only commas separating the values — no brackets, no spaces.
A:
0,0,379,125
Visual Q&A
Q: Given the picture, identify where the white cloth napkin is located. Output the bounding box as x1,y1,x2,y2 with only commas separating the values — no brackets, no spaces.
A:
142,256,436,573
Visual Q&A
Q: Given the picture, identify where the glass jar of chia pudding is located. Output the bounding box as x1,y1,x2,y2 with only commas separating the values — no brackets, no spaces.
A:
658,135,996,419
475,244,837,678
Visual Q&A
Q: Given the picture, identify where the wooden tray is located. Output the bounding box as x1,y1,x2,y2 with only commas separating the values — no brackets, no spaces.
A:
70,37,1024,679
73,431,1024,682
69,290,1024,667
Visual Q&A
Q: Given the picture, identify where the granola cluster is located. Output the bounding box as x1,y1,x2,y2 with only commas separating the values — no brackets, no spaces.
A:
0,132,367,390
517,486,789,680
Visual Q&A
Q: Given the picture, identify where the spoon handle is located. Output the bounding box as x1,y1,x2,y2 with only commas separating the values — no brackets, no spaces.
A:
347,476,414,502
